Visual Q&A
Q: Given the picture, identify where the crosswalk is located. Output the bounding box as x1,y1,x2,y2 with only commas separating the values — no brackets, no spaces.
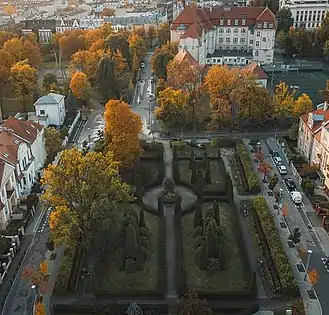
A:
321,258,329,272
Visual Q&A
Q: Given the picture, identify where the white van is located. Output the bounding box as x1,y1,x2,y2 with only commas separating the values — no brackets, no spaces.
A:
290,191,302,205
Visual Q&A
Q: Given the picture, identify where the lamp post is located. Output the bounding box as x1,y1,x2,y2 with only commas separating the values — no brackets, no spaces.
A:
270,64,276,90
278,188,283,214
257,142,261,153
304,249,313,281
286,310,292,315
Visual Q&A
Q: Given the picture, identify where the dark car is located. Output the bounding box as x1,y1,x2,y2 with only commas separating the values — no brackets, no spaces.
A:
269,150,280,157
284,178,296,191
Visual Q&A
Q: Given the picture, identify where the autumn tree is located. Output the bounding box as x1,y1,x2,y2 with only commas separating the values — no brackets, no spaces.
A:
55,30,86,58
101,8,115,16
258,161,272,181
147,26,156,47
104,99,142,168
4,4,16,15
0,31,16,48
157,23,170,46
273,81,296,118
35,302,46,315
150,42,177,79
3,37,42,68
106,33,131,66
22,261,49,296
42,149,131,248
155,87,189,129
293,93,313,117
174,290,212,315
69,71,91,101
45,127,63,163
0,49,12,110
128,33,146,75
308,269,319,286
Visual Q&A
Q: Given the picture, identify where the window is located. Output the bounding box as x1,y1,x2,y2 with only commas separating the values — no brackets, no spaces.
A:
227,19,231,25
240,38,245,43
269,23,273,28
249,40,254,45
226,37,230,43
13,139,19,145
263,22,267,28
220,19,224,25
234,28,238,33
3,153,9,158
219,38,223,43
219,28,224,33
233,37,238,44
226,28,231,33
40,109,45,115
256,31,261,37
23,177,26,186
255,50,259,56
242,19,246,26
26,130,31,134
241,28,246,33
262,37,266,42
256,41,260,47
234,19,238,25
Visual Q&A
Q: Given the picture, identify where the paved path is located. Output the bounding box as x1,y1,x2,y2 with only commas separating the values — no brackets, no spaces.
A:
242,138,322,315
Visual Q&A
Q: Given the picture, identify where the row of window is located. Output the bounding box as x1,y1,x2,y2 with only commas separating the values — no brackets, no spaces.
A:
218,19,274,29
218,38,265,47
294,22,321,28
296,10,325,22
218,29,270,38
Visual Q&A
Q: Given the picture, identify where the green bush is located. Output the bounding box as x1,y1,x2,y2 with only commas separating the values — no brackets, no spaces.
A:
125,258,137,273
304,181,315,197
0,237,11,255
236,140,260,193
211,137,236,148
253,196,297,294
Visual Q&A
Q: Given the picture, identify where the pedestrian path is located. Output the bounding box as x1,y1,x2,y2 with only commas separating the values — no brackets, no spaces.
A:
242,138,322,315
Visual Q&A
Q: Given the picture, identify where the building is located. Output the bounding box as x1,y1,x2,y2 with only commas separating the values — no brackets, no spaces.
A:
297,103,329,187
21,18,56,43
171,5,276,65
0,161,20,231
244,62,268,88
279,0,329,29
34,93,66,127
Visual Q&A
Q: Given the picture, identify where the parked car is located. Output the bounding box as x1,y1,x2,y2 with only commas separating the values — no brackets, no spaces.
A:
278,165,287,175
284,178,296,191
141,62,145,68
290,191,303,205
149,94,154,101
273,156,283,165
269,150,280,157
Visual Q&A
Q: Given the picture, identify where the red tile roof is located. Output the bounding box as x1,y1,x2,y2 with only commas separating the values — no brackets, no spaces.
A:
0,130,24,165
181,23,202,39
172,6,276,35
244,62,268,79
301,109,329,134
2,117,43,144
173,49,200,68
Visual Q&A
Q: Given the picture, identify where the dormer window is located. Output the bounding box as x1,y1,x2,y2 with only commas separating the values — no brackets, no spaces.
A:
13,139,19,145
227,19,231,25
220,19,224,25
3,153,9,158
26,130,31,134
242,19,246,26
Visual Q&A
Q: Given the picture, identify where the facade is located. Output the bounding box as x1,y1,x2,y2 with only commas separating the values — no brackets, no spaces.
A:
244,62,268,88
0,161,20,231
171,5,276,65
279,0,329,29
21,18,56,43
34,93,66,127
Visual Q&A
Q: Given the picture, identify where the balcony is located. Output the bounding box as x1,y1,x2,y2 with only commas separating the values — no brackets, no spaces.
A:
21,161,33,175
6,190,14,200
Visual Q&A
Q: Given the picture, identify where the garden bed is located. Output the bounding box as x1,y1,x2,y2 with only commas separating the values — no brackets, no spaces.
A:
181,203,249,292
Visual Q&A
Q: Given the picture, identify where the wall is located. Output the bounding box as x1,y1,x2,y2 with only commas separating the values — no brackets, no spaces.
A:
68,110,81,137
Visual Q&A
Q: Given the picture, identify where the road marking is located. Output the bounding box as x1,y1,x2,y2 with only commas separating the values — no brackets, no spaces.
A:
33,207,46,233
321,258,329,272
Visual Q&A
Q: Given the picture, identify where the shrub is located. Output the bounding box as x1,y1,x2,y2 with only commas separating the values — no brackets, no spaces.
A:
125,258,137,273
253,196,297,294
302,180,315,197
211,137,236,148
195,244,207,270
115,247,124,270
236,140,260,193
193,226,203,238
207,258,221,275
0,237,11,255
194,236,204,249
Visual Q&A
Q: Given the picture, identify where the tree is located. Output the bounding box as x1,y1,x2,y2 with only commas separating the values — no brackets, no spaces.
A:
155,87,189,129
3,37,42,68
289,227,301,244
69,71,91,101
308,269,319,286
276,8,294,33
150,43,177,79
157,23,170,46
193,200,203,228
289,123,299,141
44,127,62,162
273,81,296,118
293,93,313,117
104,99,142,168
43,73,58,90
22,261,49,296
35,303,46,315
213,201,220,226
95,56,117,100
43,149,131,248
147,26,156,48
175,290,212,315
321,80,329,103
128,33,146,73
55,30,86,58
101,8,115,16
0,31,16,48
4,4,16,15
10,60,37,112
258,161,272,181
139,208,146,228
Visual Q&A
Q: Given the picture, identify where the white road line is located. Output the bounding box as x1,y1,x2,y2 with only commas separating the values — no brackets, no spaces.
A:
33,207,46,233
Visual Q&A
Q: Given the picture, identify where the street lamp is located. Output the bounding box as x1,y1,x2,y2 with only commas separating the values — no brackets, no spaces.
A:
304,249,313,281
257,142,261,153
286,310,292,315
270,64,276,90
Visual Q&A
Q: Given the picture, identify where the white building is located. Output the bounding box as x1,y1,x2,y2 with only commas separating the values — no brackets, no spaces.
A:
279,0,329,29
34,93,66,127
171,5,276,65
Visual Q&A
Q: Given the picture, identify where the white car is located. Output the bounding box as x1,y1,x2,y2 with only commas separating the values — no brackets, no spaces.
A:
278,165,287,175
290,191,302,204
273,156,283,165
141,62,145,68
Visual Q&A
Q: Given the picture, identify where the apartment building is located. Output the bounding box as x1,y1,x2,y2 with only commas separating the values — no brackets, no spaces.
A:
279,0,329,29
171,5,276,66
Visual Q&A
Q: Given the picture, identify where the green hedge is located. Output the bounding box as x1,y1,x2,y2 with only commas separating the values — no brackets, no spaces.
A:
253,197,298,294
236,140,260,193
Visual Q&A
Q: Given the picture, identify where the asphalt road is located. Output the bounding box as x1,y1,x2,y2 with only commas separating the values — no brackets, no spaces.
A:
265,137,329,313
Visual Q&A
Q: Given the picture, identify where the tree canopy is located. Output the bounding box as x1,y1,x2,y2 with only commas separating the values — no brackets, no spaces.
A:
69,71,91,100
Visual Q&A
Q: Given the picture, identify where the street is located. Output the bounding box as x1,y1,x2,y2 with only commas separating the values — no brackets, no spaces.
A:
264,137,329,313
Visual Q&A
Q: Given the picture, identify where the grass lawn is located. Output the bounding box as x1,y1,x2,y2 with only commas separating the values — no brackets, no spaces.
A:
204,143,220,158
208,160,226,186
182,203,248,291
100,205,159,291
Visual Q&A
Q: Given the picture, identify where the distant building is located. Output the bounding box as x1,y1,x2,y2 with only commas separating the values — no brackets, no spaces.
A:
279,0,329,29
33,93,66,127
21,18,55,43
171,5,276,65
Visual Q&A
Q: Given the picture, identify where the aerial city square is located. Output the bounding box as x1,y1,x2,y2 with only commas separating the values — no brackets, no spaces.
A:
0,0,329,314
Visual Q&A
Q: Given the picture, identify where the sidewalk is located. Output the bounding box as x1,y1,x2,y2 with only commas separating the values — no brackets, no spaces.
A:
242,138,322,315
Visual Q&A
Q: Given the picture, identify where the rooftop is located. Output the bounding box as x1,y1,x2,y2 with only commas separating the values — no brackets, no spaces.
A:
34,93,64,106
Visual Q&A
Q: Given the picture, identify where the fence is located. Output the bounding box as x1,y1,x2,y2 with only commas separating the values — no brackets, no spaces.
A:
262,60,325,72
68,110,81,137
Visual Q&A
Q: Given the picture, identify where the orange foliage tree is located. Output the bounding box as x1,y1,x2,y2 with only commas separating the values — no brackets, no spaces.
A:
35,302,46,315
42,149,132,248
258,161,272,180
293,93,313,117
104,99,142,168
55,30,86,58
22,261,49,295
308,269,319,286
69,71,91,101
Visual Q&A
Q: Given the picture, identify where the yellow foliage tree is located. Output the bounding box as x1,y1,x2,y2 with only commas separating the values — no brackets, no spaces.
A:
56,30,86,58
308,269,319,286
69,71,91,101
3,37,42,68
39,261,48,274
0,31,16,48
4,4,16,15
293,93,313,117
104,99,142,169
10,60,37,99
42,149,131,248
273,81,296,117
22,260,49,295
155,87,189,129
35,302,46,315
128,33,146,72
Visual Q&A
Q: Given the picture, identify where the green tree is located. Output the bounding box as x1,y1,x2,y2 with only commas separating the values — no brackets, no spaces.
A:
175,290,212,315
189,149,195,169
42,73,58,90
276,8,293,33
204,217,220,259
157,23,170,46
43,149,132,248
139,208,146,228
213,201,220,226
193,200,203,228
44,127,62,163
125,221,139,259
95,56,116,100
